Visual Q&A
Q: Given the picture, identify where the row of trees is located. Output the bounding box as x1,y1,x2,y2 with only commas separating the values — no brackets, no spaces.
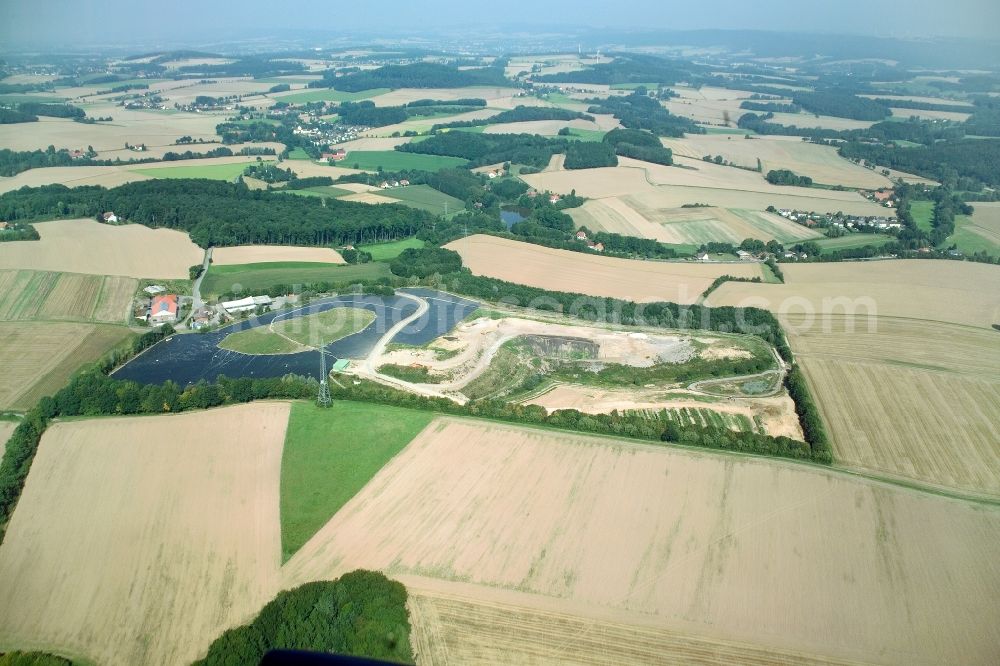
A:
790,91,890,120
0,179,436,248
585,92,703,137
312,62,508,92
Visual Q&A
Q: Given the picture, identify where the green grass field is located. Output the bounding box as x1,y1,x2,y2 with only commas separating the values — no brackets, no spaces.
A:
219,307,375,354
0,94,68,104
286,147,311,160
280,400,435,560
377,184,465,215
276,88,390,104
565,128,607,142
129,161,269,181
343,150,468,172
358,237,425,261
815,233,893,252
698,125,753,136
949,213,1000,255
910,200,934,232
201,261,391,296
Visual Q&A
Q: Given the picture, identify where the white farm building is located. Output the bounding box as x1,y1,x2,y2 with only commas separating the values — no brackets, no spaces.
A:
221,295,272,315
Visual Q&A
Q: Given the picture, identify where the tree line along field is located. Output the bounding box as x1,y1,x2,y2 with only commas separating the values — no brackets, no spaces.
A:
786,315,1000,498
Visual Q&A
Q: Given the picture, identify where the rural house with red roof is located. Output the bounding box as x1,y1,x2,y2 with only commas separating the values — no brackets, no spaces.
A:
149,294,178,324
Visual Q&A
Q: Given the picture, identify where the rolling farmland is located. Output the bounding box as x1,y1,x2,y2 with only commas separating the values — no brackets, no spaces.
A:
446,234,764,303
0,322,132,411
0,403,290,666
523,160,893,218
0,219,202,279
284,417,1000,665
787,316,1000,497
662,134,892,188
707,260,1000,329
0,270,137,324
570,199,823,244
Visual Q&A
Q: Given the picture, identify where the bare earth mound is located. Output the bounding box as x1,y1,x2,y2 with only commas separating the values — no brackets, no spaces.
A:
210,245,345,266
0,219,203,279
284,418,1000,665
0,403,290,665
446,234,763,303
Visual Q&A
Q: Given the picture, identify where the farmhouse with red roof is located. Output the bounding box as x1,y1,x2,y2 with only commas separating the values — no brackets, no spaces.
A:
149,294,178,323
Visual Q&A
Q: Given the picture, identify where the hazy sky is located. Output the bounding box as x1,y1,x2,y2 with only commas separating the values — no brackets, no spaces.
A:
3,0,999,47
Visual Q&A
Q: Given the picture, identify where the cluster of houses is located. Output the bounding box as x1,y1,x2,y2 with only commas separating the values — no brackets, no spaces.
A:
292,121,367,147
379,179,411,189
775,208,903,232
859,188,897,208
121,94,167,111
526,190,562,204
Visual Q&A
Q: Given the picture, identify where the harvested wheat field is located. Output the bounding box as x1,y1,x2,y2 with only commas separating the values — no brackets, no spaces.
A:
284,417,1000,665
0,165,152,194
0,322,132,411
888,107,971,122
662,134,892,188
446,234,763,303
0,109,222,152
707,260,1000,329
0,219,202,279
407,590,860,666
787,315,1000,497
340,191,399,205
371,87,521,107
0,403,289,666
0,270,137,324
760,111,876,131
211,246,345,266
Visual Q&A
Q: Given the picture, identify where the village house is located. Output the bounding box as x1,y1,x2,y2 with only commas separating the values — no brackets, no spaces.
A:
549,194,561,204
320,148,347,163
143,285,166,296
696,251,710,261
736,250,756,261
101,211,118,223
149,294,178,324
575,230,588,241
